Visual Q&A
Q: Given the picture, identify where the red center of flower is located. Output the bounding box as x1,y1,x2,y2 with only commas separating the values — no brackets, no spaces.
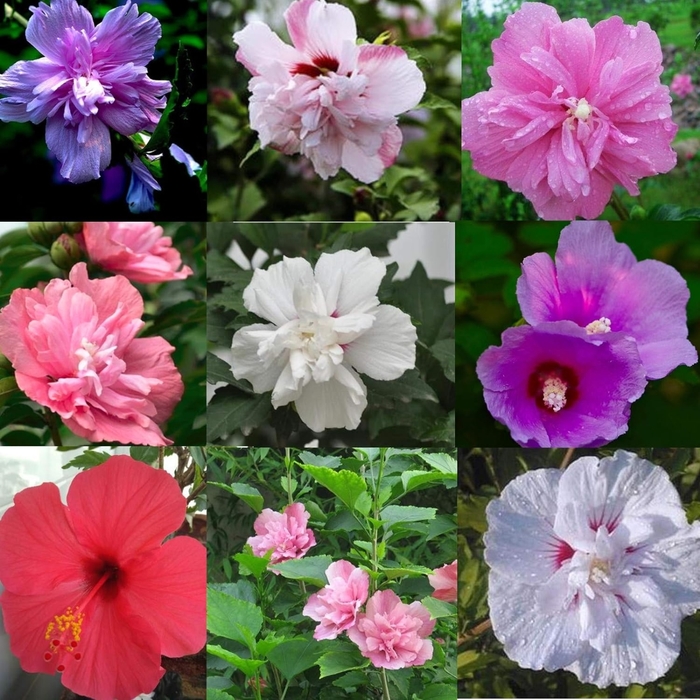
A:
43,562,120,672
293,55,340,77
528,362,579,413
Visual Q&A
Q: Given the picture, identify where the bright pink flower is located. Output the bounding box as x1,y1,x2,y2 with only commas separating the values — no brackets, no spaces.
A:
670,73,693,99
0,263,183,445
347,589,435,669
233,0,425,183
77,222,193,284
302,560,369,639
0,456,206,700
462,2,677,220
247,502,316,565
428,560,457,602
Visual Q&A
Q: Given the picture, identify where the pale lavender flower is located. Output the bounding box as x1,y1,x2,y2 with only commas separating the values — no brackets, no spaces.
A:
485,451,700,687
0,0,170,183
517,222,697,380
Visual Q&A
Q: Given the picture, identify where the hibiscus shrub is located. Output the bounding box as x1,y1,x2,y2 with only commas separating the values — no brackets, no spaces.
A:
206,447,457,700
207,222,454,447
0,0,207,219
208,0,461,221
459,447,700,698
456,221,700,447
0,221,206,446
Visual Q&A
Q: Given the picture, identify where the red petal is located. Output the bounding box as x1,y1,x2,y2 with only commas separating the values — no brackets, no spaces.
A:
67,456,185,562
121,536,206,657
0,482,87,594
61,595,163,700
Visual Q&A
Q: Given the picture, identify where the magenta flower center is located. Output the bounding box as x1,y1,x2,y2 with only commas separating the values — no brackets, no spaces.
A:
43,561,120,672
528,361,579,413
293,55,342,77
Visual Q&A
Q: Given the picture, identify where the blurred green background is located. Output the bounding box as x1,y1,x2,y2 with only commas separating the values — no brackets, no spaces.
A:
462,0,700,220
456,222,700,447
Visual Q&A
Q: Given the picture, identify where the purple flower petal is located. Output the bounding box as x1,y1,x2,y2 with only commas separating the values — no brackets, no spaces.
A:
476,321,647,447
46,114,111,183
517,221,697,379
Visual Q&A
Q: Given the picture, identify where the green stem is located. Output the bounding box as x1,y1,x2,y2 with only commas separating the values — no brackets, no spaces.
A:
380,668,392,700
44,408,63,446
4,3,28,27
610,190,630,220
158,446,164,470
370,449,386,594
279,679,291,700
285,447,294,505
252,672,263,700
270,665,283,698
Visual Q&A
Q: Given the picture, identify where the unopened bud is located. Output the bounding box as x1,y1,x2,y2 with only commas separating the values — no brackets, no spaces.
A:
50,234,82,270
629,205,646,220
354,211,373,222
27,222,62,246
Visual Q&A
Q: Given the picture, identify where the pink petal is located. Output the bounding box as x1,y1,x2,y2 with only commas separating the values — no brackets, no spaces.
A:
284,0,356,60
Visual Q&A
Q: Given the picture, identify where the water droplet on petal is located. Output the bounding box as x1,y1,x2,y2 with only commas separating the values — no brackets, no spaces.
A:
630,28,638,39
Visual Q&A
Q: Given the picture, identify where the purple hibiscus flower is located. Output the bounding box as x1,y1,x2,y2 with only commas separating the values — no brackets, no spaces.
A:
0,0,170,183
476,321,647,447
517,222,697,379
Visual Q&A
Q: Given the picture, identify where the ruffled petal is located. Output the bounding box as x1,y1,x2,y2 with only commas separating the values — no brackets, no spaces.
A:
313,247,384,316
243,258,314,326
26,0,94,62
356,44,426,116
233,21,305,76
46,114,111,184
230,323,289,393
294,363,367,431
342,304,416,380
284,0,357,59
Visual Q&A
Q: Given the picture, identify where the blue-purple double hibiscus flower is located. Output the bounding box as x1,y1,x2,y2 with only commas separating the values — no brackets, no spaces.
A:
477,223,697,447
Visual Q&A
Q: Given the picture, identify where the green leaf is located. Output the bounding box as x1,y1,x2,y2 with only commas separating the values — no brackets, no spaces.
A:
400,470,455,494
206,354,234,385
459,495,489,533
364,369,439,403
207,388,271,441
380,505,436,528
327,223,407,256
300,465,368,512
297,451,341,469
207,644,265,676
417,453,457,475
413,683,459,699
233,552,271,579
272,555,333,586
379,562,434,579
417,92,458,111
267,637,329,680
141,43,192,155
316,649,369,678
205,689,235,700
210,481,264,513
129,446,159,464
207,587,262,651
62,450,112,470
240,140,261,168
420,596,457,619
430,339,455,382
0,376,18,409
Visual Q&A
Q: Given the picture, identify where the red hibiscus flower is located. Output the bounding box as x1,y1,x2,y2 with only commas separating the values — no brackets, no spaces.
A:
0,455,205,700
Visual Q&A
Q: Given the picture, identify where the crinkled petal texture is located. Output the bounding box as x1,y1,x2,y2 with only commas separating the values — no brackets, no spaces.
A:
476,321,647,447
247,502,316,565
461,2,677,219
230,248,416,432
0,263,182,445
0,0,170,183
0,457,206,700
347,590,435,669
428,560,458,602
233,0,425,183
79,222,193,284
485,451,700,687
517,222,697,379
303,560,370,639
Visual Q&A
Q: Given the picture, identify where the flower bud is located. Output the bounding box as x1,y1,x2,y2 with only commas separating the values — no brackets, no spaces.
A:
0,376,18,409
354,211,373,222
27,222,63,247
629,205,646,220
50,234,83,270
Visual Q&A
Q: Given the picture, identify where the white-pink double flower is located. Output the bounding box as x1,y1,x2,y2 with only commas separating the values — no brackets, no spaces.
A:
485,451,700,687
230,248,417,432
233,0,426,183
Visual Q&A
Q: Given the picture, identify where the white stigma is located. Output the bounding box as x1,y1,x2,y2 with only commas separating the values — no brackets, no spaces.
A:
542,377,567,412
571,97,592,121
585,317,612,334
